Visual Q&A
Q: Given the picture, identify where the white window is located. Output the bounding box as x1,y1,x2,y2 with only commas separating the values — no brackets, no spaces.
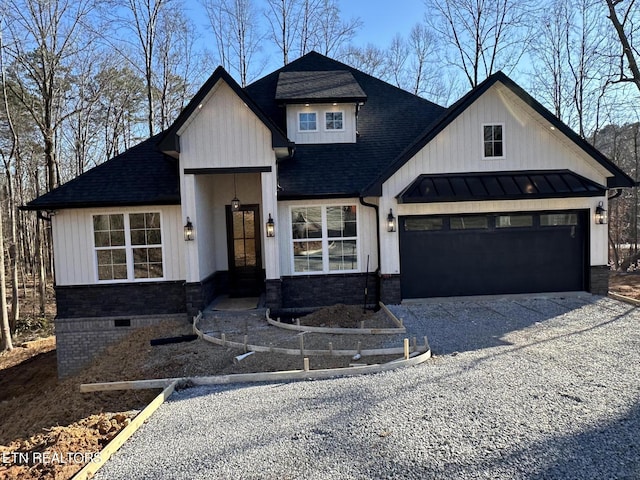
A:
325,111,344,130
291,205,358,274
483,124,504,158
93,212,164,282
299,112,317,131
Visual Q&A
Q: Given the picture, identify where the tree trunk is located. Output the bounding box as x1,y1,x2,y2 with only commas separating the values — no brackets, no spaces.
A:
1,204,13,352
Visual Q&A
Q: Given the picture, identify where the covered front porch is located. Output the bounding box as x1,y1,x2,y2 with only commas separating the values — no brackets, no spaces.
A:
181,167,279,316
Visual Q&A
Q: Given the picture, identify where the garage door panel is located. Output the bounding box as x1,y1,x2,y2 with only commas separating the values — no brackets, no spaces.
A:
399,211,587,298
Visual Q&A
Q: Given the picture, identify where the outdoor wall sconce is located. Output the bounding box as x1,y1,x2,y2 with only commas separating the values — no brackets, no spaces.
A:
266,214,275,237
595,201,608,225
387,209,396,232
184,217,194,241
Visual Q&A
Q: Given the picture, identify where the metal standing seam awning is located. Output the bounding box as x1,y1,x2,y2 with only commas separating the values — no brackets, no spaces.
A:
397,170,606,203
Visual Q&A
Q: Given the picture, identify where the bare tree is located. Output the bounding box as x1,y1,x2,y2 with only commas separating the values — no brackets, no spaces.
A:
605,0,640,94
203,0,265,86
424,0,536,88
311,0,361,58
99,0,172,136
3,0,94,192
0,21,20,332
0,199,12,351
265,0,301,65
341,44,387,77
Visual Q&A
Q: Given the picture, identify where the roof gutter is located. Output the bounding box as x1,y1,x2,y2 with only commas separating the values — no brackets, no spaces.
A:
359,196,381,307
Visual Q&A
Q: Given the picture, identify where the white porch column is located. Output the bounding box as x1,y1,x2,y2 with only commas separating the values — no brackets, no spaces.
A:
261,170,280,279
182,173,200,282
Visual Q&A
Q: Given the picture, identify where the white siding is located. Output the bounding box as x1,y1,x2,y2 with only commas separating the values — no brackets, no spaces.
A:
53,205,185,286
379,82,612,275
179,80,275,170
383,85,610,200
286,103,357,144
277,198,378,276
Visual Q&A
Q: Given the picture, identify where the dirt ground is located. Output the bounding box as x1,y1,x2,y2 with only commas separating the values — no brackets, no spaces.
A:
0,305,391,480
608,272,640,300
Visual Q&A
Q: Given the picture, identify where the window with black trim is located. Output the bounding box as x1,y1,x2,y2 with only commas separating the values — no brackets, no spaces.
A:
483,124,504,158
496,214,533,228
540,213,578,226
450,216,489,230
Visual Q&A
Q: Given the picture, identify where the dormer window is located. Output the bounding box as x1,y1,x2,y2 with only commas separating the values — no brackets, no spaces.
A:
483,124,504,158
299,112,317,131
325,111,344,130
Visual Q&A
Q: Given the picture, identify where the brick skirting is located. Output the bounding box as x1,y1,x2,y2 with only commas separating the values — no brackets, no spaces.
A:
55,281,186,318
589,265,610,295
55,314,185,377
278,273,378,309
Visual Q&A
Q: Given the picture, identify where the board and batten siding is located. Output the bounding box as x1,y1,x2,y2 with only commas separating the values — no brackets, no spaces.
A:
178,80,276,170
379,83,611,275
277,198,378,276
383,85,610,195
52,205,185,286
286,103,357,144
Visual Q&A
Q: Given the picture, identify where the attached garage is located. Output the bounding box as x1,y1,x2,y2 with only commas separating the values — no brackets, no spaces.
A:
399,210,588,298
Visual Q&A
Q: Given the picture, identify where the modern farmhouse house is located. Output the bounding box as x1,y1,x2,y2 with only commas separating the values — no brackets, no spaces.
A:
25,52,633,375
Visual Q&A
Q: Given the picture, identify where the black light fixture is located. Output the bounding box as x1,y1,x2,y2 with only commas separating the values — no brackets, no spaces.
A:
184,217,194,241
231,174,241,211
387,208,396,232
595,201,607,224
266,213,275,237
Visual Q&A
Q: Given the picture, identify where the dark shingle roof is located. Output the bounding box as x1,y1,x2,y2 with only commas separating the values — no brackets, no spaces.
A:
25,52,633,210
23,134,180,210
275,71,367,103
246,52,446,198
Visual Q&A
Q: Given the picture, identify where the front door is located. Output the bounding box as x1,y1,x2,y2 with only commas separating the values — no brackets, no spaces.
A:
226,204,263,297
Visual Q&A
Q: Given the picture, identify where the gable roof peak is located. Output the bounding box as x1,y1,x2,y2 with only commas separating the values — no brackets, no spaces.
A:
157,65,290,154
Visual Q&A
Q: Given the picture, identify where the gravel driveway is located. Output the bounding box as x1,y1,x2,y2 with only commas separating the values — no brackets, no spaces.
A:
95,295,640,480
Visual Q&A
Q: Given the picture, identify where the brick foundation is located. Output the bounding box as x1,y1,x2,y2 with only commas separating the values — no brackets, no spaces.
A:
589,265,610,295
55,281,186,318
185,272,228,318
55,314,185,377
380,274,402,305
265,279,283,309
279,273,378,309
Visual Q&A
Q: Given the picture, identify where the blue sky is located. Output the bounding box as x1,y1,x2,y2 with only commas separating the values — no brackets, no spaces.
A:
341,0,426,47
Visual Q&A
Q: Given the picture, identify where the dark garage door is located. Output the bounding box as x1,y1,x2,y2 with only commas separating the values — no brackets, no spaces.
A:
399,211,588,298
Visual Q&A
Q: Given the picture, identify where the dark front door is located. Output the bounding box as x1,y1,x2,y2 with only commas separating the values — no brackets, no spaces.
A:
226,205,263,297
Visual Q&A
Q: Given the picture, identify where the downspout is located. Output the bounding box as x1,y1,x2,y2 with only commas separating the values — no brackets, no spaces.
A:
359,196,381,306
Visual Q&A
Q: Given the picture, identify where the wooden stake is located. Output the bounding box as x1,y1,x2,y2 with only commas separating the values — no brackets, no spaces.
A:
221,333,226,346
303,357,310,372
329,342,333,355
403,338,409,360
